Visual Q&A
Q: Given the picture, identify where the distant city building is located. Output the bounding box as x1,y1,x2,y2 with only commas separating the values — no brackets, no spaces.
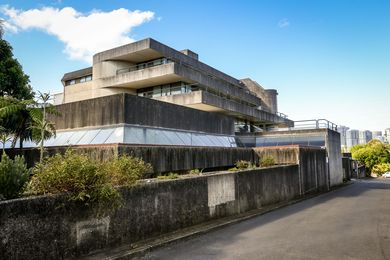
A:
371,131,384,142
385,128,390,144
337,125,349,148
346,129,359,148
358,130,372,144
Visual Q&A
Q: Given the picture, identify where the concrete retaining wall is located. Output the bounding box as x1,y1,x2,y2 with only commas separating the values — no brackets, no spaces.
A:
7,145,257,174
1,165,302,259
253,146,329,194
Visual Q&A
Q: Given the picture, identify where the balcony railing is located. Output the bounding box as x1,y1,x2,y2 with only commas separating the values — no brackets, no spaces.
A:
116,58,172,75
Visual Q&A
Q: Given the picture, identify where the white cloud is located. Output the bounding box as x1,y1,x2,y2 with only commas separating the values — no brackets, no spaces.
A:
1,6,154,63
278,18,290,28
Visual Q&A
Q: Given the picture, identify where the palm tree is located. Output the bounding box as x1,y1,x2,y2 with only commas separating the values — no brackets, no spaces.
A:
30,92,57,163
0,96,36,149
0,126,12,153
0,94,57,157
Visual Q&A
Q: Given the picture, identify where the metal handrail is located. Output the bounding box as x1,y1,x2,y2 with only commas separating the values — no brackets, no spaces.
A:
293,119,338,131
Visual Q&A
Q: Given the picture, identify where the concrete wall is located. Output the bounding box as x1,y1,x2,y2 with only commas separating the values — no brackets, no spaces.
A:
326,129,343,186
7,145,256,174
0,165,301,259
242,129,343,187
253,146,329,194
51,93,235,135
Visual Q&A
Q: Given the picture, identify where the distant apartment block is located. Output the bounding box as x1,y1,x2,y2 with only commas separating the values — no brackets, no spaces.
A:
358,130,372,144
346,129,359,148
56,38,292,133
385,128,390,144
337,125,349,148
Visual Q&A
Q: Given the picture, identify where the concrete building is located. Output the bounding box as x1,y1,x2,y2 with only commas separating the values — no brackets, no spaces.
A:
385,128,390,144
337,125,349,148
346,129,359,148
372,131,385,142
358,130,372,144
57,38,292,132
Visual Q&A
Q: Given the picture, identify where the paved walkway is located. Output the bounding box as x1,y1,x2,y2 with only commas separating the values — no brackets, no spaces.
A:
140,179,390,260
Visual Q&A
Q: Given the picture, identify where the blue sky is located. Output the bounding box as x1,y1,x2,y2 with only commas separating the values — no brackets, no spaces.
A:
1,0,389,132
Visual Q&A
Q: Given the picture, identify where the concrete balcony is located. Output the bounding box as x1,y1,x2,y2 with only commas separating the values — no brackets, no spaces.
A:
155,91,294,127
101,63,185,89
101,62,261,107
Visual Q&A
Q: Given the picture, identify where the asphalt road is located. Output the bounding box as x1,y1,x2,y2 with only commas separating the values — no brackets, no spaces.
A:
139,179,390,260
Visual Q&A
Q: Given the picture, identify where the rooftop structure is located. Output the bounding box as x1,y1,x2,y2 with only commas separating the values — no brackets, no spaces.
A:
57,38,292,132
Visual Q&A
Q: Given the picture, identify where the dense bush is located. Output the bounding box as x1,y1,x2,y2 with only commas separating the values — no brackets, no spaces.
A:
351,140,390,172
0,153,30,200
104,155,152,186
26,150,152,208
260,156,276,167
372,163,390,176
235,160,253,169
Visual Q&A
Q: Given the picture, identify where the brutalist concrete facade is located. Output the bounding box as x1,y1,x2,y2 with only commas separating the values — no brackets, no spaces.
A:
59,38,293,130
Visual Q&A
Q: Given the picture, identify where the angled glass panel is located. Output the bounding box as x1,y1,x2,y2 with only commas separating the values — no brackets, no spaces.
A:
203,135,217,146
212,136,226,147
78,129,102,145
51,131,75,146
162,130,185,145
176,132,192,145
124,127,144,144
67,131,87,145
191,134,205,146
153,130,171,145
90,128,115,145
105,127,124,144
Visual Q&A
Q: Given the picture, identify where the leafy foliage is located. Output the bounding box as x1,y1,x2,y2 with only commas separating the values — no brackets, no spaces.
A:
260,156,276,167
372,163,390,176
157,172,179,180
26,151,152,210
351,139,390,172
103,155,152,186
0,153,30,200
0,95,57,149
0,27,34,100
235,160,254,169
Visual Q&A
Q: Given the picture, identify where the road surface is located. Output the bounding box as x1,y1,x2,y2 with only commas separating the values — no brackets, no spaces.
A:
140,179,390,260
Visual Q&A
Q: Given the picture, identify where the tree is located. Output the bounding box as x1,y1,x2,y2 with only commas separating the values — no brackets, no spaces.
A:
30,92,56,163
351,139,390,173
0,95,57,152
0,19,34,100
0,96,36,149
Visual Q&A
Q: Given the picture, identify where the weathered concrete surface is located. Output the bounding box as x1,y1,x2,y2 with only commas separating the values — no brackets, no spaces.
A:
253,146,329,194
142,179,390,260
50,93,235,135
156,90,293,126
243,128,343,187
7,145,257,173
0,165,303,259
326,129,343,186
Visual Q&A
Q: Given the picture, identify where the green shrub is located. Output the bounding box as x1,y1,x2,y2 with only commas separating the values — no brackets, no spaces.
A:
189,168,200,175
235,160,253,169
372,163,390,176
104,155,152,186
0,153,30,200
228,167,238,172
27,151,119,206
260,156,275,167
157,172,179,180
26,151,152,210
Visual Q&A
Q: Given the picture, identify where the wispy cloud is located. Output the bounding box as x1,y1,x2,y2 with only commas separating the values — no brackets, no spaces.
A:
0,6,155,63
278,18,290,28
